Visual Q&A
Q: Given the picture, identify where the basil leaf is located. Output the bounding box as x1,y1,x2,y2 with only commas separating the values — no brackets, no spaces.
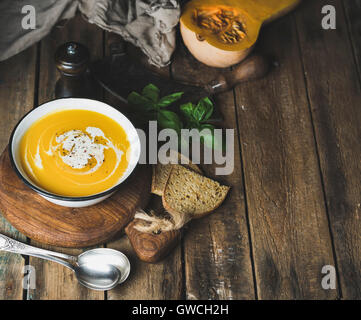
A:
180,102,194,115
127,92,154,110
157,92,184,108
157,110,182,133
200,97,214,121
180,102,196,122
194,97,214,122
199,124,222,150
127,92,147,105
142,83,160,103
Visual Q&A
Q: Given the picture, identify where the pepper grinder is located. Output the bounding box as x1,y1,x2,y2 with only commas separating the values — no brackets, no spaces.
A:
55,42,97,99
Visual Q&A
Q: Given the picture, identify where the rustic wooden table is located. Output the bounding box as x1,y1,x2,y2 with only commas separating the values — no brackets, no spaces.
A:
0,0,360,300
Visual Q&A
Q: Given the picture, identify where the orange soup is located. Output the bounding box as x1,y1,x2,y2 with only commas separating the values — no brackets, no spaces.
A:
20,109,130,197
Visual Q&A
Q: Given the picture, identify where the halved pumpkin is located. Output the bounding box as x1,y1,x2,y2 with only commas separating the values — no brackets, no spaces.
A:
180,0,301,68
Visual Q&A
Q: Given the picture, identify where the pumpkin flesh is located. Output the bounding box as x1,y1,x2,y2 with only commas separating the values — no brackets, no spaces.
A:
180,0,301,67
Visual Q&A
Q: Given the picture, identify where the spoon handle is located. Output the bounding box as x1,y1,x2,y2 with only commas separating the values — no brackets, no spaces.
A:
24,253,74,271
0,233,77,263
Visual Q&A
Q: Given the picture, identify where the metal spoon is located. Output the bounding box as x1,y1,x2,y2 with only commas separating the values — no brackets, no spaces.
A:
0,234,130,291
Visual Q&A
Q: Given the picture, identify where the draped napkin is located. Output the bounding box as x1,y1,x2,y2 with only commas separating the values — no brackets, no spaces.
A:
0,0,180,67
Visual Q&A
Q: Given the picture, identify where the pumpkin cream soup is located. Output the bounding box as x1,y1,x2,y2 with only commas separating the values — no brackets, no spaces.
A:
19,109,130,197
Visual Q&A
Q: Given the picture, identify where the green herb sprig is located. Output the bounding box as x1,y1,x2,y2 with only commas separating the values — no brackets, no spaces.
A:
127,83,220,150
180,97,220,150
127,83,183,133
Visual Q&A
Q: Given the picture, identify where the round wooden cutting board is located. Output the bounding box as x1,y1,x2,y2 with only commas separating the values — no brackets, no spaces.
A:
0,150,151,248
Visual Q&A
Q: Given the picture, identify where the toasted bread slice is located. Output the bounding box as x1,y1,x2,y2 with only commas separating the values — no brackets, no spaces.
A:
162,165,230,219
151,163,173,196
151,151,202,196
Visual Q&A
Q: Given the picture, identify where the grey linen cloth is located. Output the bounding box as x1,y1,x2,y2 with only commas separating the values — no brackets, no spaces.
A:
0,0,180,67
0,0,78,61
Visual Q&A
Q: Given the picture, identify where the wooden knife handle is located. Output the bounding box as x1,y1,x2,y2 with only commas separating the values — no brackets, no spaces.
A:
125,220,181,263
205,54,269,94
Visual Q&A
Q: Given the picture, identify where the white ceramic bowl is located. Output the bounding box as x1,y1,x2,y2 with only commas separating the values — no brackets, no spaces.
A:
9,98,141,208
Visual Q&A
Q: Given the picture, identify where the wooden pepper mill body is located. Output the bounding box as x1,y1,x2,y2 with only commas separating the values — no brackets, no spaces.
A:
55,42,97,99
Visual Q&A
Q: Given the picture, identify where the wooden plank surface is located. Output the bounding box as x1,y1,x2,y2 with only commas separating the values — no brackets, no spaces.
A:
104,35,183,300
0,0,359,300
171,45,255,300
0,46,37,299
27,15,104,300
107,235,183,300
343,0,361,84
234,12,338,299
296,0,361,299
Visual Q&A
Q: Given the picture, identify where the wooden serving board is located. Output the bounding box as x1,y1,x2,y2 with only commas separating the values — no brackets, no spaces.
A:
0,149,151,248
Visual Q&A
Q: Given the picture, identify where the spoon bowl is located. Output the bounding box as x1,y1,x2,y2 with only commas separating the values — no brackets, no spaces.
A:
75,262,121,291
77,248,131,285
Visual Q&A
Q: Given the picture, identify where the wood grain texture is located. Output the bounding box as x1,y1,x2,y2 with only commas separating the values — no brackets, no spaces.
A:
126,220,181,263
106,234,183,300
171,44,255,300
0,0,358,300
343,0,361,84
27,246,100,300
107,197,183,300
0,150,151,247
296,0,361,299
28,14,105,300
104,33,183,300
234,12,338,299
0,46,37,299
